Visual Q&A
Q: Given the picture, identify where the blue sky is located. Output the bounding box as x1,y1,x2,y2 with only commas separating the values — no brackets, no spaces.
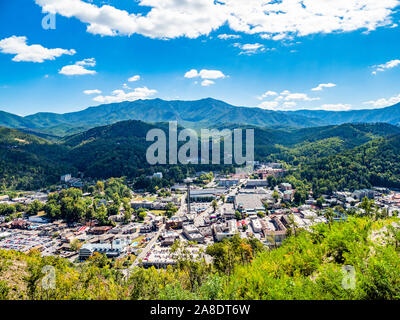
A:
1,0,400,116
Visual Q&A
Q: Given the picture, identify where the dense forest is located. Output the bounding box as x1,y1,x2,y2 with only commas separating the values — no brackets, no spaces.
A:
1,121,400,193
1,216,400,300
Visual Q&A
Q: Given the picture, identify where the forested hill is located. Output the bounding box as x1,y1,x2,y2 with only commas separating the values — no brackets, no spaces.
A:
1,121,400,191
1,98,400,137
0,127,74,190
289,134,400,195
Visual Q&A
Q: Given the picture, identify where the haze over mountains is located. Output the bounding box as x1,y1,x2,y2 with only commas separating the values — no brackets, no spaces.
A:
0,98,400,136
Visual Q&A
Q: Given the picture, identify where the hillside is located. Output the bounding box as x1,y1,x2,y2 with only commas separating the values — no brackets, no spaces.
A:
2,98,400,137
0,127,74,190
1,217,400,300
0,121,400,191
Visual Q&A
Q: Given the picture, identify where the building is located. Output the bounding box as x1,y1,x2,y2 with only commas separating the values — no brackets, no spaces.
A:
131,200,154,210
153,172,163,179
261,216,287,247
279,183,292,191
234,194,265,214
352,189,376,201
251,218,263,233
189,188,226,202
283,190,294,202
183,225,205,243
79,238,130,260
218,179,240,187
212,220,238,242
89,226,112,235
245,179,269,188
60,174,72,183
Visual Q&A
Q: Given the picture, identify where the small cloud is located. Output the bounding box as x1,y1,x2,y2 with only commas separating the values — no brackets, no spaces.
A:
218,34,241,40
201,79,215,87
128,75,140,82
234,43,266,55
371,59,400,75
320,104,352,111
59,58,96,76
312,83,336,91
184,69,199,78
93,87,157,104
258,90,278,100
184,69,226,79
84,89,102,95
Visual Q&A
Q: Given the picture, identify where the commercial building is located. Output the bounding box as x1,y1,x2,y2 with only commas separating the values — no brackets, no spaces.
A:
79,238,131,260
218,179,240,187
234,194,265,214
189,188,226,202
245,179,269,188
183,225,205,243
212,220,238,242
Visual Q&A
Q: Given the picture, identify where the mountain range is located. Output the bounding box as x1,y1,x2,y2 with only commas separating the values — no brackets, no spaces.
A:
1,98,400,137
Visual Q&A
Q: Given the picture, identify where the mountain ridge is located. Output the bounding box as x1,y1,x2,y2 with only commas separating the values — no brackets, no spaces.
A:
1,98,399,137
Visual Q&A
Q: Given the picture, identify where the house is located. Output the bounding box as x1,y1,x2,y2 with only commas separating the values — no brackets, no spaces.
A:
279,183,292,191
283,190,294,202
89,226,112,235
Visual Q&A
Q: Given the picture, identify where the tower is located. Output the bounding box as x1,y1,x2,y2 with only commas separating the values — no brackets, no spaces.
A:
184,178,193,214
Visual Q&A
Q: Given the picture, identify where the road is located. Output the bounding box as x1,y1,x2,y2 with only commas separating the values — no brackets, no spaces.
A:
130,224,165,268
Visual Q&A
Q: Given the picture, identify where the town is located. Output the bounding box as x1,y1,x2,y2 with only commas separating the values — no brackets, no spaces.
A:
1,162,399,269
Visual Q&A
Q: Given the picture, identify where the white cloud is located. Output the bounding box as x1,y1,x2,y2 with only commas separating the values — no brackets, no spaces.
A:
199,69,226,79
364,93,400,108
93,87,157,104
35,0,400,40
312,83,337,91
59,58,97,76
320,103,352,111
257,100,279,110
184,69,226,79
257,88,321,110
84,89,102,95
201,79,215,86
184,69,199,78
77,58,95,67
284,93,320,101
0,35,75,62
258,90,278,100
372,59,400,74
128,75,140,82
218,34,241,40
234,42,266,55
